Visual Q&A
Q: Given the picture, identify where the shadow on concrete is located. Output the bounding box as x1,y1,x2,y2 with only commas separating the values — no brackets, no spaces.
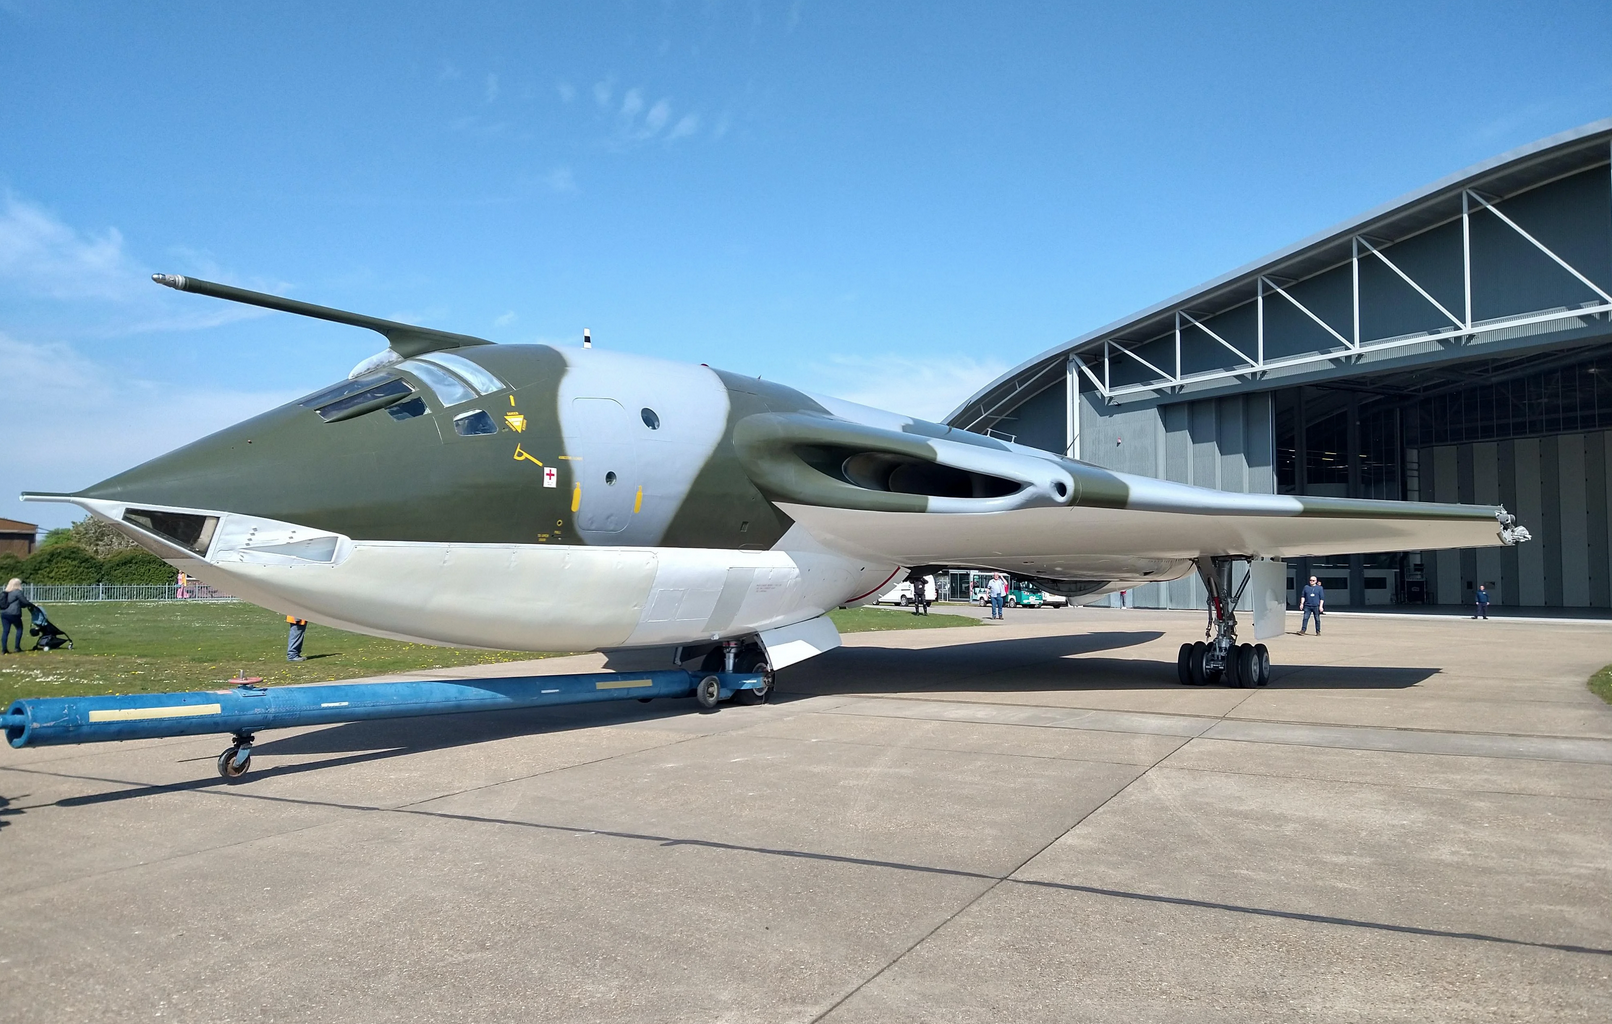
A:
781,631,1438,695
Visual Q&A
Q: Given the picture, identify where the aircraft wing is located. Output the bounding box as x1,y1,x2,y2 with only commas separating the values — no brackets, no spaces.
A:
737,410,1527,581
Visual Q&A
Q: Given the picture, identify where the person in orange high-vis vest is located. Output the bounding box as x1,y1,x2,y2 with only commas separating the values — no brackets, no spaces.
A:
287,616,308,661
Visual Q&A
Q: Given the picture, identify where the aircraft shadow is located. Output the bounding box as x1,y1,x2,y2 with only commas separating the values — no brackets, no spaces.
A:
780,631,1438,696
11,628,1434,809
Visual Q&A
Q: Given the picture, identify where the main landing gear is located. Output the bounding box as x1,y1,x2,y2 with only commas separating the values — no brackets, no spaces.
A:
217,731,254,779
1176,557,1270,688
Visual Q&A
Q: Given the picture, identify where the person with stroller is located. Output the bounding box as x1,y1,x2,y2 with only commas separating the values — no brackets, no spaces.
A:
2,578,38,654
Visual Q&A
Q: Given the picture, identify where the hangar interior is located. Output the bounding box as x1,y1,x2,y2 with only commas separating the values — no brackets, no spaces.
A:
948,120,1612,611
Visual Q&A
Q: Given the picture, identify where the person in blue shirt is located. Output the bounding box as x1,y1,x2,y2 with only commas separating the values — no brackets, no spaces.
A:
1473,584,1491,619
1299,575,1325,635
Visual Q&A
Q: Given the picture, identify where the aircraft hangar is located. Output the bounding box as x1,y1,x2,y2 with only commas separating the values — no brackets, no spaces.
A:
947,118,1612,612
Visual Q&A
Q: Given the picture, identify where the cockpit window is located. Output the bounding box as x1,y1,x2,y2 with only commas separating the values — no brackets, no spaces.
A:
453,410,498,436
299,373,388,409
396,359,476,407
316,377,415,422
417,352,506,396
387,396,428,421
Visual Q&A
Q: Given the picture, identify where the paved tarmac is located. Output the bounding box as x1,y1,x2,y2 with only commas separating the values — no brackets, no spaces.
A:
1,608,1609,1023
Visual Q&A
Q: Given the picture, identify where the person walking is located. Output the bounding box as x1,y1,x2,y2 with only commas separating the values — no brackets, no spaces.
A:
2,579,38,654
987,573,1007,619
1473,584,1491,619
1298,575,1325,635
286,615,309,661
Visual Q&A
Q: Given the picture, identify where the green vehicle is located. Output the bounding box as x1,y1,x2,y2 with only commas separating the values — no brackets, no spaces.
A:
1007,580,1045,608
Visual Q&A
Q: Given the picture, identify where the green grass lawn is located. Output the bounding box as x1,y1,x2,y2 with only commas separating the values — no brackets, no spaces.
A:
0,601,976,703
1591,664,1612,706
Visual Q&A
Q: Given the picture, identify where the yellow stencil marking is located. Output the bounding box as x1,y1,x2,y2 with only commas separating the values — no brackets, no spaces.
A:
571,484,581,512
634,486,642,513
513,444,543,466
595,678,653,690
89,704,222,723
509,395,516,406
558,455,578,460
505,411,527,433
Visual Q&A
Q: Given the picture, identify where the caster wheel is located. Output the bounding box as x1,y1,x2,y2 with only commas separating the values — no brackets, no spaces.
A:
217,747,251,779
1188,641,1208,686
1176,643,1193,686
695,674,722,709
1255,644,1271,686
1237,644,1259,688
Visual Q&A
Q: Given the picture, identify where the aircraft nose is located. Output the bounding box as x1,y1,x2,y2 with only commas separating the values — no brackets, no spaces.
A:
70,383,429,541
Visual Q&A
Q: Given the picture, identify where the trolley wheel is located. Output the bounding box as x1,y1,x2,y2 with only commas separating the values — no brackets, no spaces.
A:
732,650,773,705
899,595,909,606
1188,641,1208,686
1176,642,1193,686
1255,643,1271,686
216,746,251,779
695,674,723,709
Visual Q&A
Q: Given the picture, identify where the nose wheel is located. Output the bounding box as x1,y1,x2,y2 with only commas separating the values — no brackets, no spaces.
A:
216,733,254,779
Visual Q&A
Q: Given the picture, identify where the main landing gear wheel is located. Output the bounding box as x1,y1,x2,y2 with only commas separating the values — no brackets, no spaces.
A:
1255,643,1270,686
1188,641,1209,686
1176,643,1193,686
1236,643,1259,689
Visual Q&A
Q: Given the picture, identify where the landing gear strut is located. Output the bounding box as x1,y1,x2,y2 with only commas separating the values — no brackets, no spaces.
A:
1176,557,1269,688
216,731,254,779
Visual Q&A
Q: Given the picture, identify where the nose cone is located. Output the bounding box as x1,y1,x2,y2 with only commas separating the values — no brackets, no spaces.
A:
79,401,312,514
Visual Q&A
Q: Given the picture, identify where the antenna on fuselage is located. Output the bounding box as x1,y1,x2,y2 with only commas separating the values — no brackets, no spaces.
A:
583,328,592,349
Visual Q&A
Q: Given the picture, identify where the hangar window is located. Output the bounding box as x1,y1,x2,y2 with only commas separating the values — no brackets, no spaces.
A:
453,410,498,436
397,360,477,407
416,352,507,396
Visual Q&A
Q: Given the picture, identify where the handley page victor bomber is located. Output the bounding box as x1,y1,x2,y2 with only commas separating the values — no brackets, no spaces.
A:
8,276,1530,777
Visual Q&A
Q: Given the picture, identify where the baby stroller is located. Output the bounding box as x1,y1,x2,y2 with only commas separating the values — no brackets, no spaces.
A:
29,607,73,651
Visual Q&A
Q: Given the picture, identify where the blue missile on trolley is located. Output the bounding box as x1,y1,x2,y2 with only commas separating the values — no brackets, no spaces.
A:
2,669,765,778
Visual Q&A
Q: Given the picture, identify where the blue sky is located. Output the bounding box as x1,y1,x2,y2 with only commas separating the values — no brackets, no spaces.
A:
2,0,1609,531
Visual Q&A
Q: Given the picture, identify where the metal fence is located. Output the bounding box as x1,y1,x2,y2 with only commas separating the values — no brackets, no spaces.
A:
20,583,236,604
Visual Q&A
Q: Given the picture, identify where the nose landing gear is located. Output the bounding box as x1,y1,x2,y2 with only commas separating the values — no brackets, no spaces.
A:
1176,557,1270,688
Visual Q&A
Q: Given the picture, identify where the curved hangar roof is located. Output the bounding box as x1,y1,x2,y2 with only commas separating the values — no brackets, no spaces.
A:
949,118,1612,434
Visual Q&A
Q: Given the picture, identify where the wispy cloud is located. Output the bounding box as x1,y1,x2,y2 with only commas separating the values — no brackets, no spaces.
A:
437,60,462,82
592,78,614,108
0,331,302,529
804,353,1010,422
540,166,577,193
493,311,517,327
556,81,575,103
667,113,701,141
0,192,138,300
484,72,499,103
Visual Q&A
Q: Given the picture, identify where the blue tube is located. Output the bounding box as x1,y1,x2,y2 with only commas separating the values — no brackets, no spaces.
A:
3,670,762,748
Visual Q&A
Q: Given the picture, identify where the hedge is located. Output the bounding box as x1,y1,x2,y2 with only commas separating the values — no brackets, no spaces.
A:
21,543,104,585
102,550,180,586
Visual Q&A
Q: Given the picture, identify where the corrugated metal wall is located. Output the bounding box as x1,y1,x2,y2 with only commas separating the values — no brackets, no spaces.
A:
1079,391,1275,609
1419,431,1612,608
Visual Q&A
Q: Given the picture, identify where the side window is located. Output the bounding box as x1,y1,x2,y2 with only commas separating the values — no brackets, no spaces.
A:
387,396,428,421
453,409,498,436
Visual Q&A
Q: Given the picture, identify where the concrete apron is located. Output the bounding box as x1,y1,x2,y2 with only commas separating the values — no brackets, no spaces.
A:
0,608,1608,1023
